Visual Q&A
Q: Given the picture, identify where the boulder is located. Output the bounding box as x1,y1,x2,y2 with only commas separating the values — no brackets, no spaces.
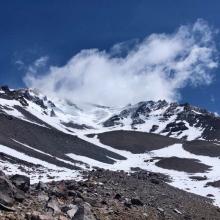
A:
10,174,30,192
67,205,78,218
0,175,16,206
0,191,14,207
47,197,61,214
36,181,49,191
72,203,96,220
14,190,25,202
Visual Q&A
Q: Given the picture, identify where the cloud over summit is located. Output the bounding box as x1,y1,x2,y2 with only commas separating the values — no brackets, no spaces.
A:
24,19,218,107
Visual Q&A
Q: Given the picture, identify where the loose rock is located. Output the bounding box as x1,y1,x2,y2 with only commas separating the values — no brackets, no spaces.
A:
10,174,30,192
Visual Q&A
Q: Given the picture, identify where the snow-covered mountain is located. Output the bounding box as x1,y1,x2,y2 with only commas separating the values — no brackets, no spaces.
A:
1,85,218,141
0,85,220,206
102,100,220,141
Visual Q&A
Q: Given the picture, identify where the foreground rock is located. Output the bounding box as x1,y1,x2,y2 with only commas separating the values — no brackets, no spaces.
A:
0,169,220,219
0,172,28,208
10,174,30,193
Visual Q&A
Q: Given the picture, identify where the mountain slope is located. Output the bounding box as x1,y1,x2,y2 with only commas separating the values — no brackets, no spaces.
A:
0,86,220,206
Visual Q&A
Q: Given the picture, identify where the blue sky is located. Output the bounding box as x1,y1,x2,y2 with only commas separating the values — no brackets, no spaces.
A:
1,0,220,111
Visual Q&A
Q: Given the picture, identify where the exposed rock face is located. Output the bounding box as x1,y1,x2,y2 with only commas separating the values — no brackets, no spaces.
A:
0,170,219,220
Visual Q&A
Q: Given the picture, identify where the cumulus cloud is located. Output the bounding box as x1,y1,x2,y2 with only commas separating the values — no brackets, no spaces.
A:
24,19,218,107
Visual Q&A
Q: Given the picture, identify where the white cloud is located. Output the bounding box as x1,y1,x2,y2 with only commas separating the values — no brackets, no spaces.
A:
27,56,49,74
24,19,218,107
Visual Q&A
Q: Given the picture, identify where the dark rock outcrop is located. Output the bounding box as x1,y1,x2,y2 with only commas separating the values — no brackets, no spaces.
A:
10,174,30,192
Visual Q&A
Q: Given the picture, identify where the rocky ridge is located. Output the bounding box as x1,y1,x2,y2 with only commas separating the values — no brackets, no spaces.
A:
103,100,220,141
